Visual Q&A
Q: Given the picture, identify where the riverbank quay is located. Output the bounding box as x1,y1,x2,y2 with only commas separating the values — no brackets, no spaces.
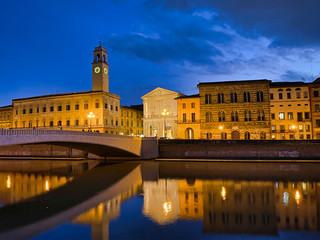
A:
158,139,320,160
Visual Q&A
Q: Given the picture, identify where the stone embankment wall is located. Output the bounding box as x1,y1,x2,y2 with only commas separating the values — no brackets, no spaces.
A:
158,139,320,159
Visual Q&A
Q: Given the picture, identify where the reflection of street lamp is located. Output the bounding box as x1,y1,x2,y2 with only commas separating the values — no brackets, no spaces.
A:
87,112,95,129
292,125,296,140
162,109,169,138
221,186,226,200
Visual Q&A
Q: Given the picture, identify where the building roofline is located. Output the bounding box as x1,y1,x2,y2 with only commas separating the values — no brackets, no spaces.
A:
0,105,13,109
270,81,308,87
175,94,200,100
197,79,271,87
12,90,119,102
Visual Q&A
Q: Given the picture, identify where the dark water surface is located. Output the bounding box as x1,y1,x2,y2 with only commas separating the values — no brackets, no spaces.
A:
0,159,320,239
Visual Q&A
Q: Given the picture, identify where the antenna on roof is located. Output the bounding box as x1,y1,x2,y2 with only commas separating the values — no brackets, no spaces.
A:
99,41,101,47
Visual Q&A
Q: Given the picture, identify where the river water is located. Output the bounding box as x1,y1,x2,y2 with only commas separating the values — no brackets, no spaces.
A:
0,159,320,240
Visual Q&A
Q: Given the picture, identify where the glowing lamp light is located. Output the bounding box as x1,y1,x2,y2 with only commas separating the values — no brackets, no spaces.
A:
219,126,223,130
6,175,11,189
162,109,169,116
292,125,296,130
87,112,95,118
283,192,289,206
221,187,226,200
295,190,301,205
45,180,50,191
163,201,173,216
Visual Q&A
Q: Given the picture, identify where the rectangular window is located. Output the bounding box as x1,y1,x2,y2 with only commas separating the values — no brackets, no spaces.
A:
191,102,195,108
110,105,113,110
95,102,100,108
279,112,285,120
288,112,293,120
183,113,187,122
84,104,88,110
50,121,54,127
305,112,310,119
271,113,275,120
84,119,88,125
182,103,186,109
270,93,274,100
57,106,62,111
116,106,118,111
316,119,320,127
66,105,70,111
37,107,39,113
296,92,301,98
307,134,311,139
66,120,70,126
314,91,319,97
57,121,62,126
75,120,79,126
42,107,46,113
306,125,311,132
191,113,196,122
75,104,79,110
287,92,291,99
29,108,33,114
299,124,303,132
304,91,308,98
104,103,108,109
297,112,303,121
272,125,276,132
315,104,320,112
280,125,285,133
50,106,54,112
299,134,304,139
22,109,26,114
279,93,283,99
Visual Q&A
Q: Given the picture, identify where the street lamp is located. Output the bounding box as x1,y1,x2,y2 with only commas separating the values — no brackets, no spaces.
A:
87,112,95,130
292,125,296,140
162,109,169,138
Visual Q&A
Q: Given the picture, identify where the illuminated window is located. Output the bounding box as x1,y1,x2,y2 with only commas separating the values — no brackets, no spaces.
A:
288,112,293,119
279,112,284,120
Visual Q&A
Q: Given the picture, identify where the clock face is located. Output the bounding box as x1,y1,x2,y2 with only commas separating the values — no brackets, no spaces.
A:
94,67,100,73
104,68,108,74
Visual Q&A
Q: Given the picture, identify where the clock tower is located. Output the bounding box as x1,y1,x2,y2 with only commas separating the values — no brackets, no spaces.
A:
92,46,109,92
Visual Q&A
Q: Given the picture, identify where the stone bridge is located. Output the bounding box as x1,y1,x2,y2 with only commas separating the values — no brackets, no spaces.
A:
0,129,158,159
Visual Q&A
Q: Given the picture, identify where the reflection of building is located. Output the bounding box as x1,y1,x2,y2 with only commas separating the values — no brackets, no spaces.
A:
275,181,318,230
178,179,203,219
0,106,12,129
143,179,180,224
120,105,143,136
309,78,320,139
202,180,277,235
198,80,271,140
0,172,72,205
142,87,184,138
176,95,200,139
270,82,311,140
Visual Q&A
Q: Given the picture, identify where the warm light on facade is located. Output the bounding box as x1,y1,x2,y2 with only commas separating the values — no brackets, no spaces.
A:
221,187,226,200
87,112,95,118
162,201,173,216
162,109,169,116
219,126,223,130
6,175,11,189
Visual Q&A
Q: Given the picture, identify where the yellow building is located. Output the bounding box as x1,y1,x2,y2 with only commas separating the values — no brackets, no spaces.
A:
198,80,271,140
0,105,12,129
176,94,200,139
10,46,121,134
120,105,143,136
309,78,320,139
270,82,311,140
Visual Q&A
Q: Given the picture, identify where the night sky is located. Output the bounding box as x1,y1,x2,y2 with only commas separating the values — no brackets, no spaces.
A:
1,0,320,107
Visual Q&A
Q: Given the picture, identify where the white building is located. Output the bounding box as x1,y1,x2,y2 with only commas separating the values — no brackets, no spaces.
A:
142,87,184,138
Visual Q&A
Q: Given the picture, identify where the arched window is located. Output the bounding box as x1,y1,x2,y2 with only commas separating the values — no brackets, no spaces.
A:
231,111,239,121
218,111,225,122
218,93,224,103
256,91,264,102
278,89,283,92
103,55,106,62
205,94,212,104
295,88,301,91
245,131,250,140
185,128,194,139
230,92,237,103
286,88,292,91
96,54,100,62
245,110,251,121
260,131,266,140
206,132,212,139
206,112,212,122
257,110,265,121
244,92,251,102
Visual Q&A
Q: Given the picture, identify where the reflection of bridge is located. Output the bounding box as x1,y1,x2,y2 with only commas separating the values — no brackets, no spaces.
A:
0,162,142,240
0,129,158,158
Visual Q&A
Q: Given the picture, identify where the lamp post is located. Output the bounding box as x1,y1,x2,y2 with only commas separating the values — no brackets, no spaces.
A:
87,112,95,130
162,109,169,138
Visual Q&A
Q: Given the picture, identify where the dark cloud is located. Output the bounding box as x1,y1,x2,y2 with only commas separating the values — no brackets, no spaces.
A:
145,0,320,47
281,70,313,82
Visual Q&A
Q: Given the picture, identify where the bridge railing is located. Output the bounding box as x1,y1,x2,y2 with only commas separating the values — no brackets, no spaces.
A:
0,129,137,139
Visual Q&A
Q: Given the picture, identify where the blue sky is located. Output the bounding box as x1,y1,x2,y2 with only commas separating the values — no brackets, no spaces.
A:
1,0,320,106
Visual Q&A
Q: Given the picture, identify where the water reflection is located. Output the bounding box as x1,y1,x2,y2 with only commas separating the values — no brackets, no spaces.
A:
0,161,320,239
